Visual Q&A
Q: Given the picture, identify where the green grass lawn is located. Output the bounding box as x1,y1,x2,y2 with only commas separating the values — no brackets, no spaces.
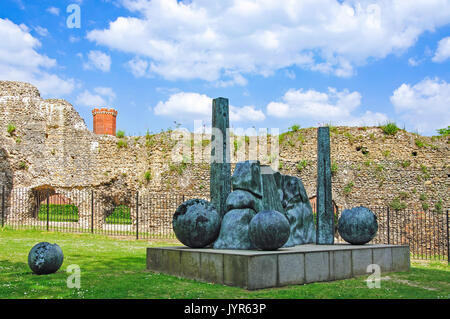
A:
0,228,448,299
38,204,79,222
105,205,132,225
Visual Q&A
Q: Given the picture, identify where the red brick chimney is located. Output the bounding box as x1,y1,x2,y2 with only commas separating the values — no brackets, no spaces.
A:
92,108,117,136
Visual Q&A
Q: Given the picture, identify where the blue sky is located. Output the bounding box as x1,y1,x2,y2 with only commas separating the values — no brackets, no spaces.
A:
1,0,449,136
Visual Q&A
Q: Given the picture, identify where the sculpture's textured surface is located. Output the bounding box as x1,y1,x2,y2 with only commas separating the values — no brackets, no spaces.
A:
231,160,263,197
338,206,378,245
210,97,231,217
316,126,334,244
282,175,316,246
28,242,64,275
249,210,290,250
284,202,316,247
225,190,261,213
173,199,221,248
273,171,284,203
261,166,285,214
213,208,256,250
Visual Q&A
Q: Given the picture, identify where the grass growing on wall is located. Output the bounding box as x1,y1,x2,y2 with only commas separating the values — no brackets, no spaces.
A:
0,229,448,299
380,122,399,135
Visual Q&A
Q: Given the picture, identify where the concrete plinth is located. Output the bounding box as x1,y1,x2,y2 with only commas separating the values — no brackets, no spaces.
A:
146,244,410,290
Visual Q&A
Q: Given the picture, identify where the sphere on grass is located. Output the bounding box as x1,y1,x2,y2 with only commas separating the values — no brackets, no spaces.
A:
28,242,64,275
338,206,378,245
173,199,221,248
249,210,290,250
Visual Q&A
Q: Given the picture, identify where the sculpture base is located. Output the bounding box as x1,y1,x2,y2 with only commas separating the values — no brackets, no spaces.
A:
146,244,410,290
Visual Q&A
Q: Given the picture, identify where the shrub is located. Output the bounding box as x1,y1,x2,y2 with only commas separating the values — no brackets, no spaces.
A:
398,192,409,200
389,198,406,211
202,139,211,147
296,160,308,172
415,139,424,148
400,160,411,168
233,139,242,153
437,126,450,137
382,150,391,158
144,170,152,182
420,164,430,176
421,202,429,211
434,200,443,214
169,161,187,175
344,132,355,143
116,130,125,138
419,193,427,201
18,161,27,170
7,123,16,135
289,124,300,132
117,139,128,148
375,164,385,173
326,124,338,134
331,162,338,176
380,122,399,135
343,182,354,195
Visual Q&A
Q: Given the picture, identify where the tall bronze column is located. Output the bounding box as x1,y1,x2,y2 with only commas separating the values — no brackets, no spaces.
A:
210,97,231,217
316,126,334,244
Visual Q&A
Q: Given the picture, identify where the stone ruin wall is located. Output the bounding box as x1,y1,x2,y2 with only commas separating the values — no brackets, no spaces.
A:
0,81,449,229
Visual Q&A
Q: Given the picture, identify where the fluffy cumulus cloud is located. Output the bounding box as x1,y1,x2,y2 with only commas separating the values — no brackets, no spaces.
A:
0,18,75,96
153,92,265,122
86,0,450,84
432,36,450,63
127,57,149,77
267,87,388,126
76,87,116,107
83,50,111,72
390,77,450,134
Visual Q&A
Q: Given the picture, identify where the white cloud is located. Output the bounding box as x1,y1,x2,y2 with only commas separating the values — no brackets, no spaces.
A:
230,105,265,122
153,92,265,122
390,77,450,134
408,57,420,67
83,50,111,72
94,87,116,101
34,26,49,37
75,87,116,107
267,87,388,126
432,36,450,63
69,36,80,43
46,7,60,16
126,57,149,77
86,0,450,84
0,18,75,96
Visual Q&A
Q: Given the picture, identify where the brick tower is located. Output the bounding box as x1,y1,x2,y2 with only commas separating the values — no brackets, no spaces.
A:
92,108,117,136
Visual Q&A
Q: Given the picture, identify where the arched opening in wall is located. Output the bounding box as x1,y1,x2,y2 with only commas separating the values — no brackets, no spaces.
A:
308,195,339,215
105,205,132,225
309,195,340,236
35,188,79,222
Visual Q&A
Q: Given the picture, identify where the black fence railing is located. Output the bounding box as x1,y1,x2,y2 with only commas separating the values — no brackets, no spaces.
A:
0,186,202,240
1,186,448,262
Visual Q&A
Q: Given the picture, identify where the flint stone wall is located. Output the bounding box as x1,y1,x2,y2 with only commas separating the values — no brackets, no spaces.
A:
0,81,448,225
